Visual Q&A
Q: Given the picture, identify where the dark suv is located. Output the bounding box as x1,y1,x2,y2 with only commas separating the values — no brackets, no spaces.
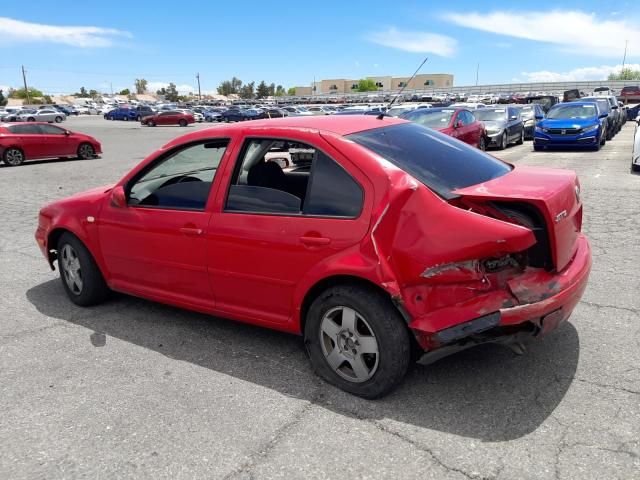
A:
135,105,156,121
580,97,615,140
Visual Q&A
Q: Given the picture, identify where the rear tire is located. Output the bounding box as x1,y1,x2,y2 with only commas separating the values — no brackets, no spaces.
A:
478,136,486,151
55,116,63,123
148,120,156,127
27,117,35,122
3,147,25,166
631,162,640,172
516,128,524,145
304,284,412,399
57,232,109,306
533,145,544,152
124,116,129,121
179,119,187,127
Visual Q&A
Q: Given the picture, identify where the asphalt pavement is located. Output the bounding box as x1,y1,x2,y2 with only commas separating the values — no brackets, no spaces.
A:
0,115,638,479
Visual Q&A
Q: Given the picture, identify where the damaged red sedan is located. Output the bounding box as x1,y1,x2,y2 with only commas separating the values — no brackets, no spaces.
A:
35,115,591,398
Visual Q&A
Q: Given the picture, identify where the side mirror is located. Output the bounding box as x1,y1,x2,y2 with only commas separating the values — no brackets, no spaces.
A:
535,115,544,120
454,120,463,129
611,105,618,109
64,130,71,136
509,115,518,121
598,113,608,119
110,186,127,208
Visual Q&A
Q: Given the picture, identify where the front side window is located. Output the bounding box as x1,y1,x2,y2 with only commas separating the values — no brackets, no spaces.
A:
225,138,363,217
8,124,41,134
39,125,66,135
128,140,228,210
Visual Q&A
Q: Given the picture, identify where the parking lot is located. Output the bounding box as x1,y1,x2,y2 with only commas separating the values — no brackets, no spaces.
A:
1,115,638,479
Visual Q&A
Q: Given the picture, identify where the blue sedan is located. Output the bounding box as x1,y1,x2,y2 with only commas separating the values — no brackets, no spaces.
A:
534,102,608,151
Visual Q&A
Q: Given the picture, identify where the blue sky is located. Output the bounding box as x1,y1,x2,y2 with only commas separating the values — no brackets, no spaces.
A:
0,0,638,95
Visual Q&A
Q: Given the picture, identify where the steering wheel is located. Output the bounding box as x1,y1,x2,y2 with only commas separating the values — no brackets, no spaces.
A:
159,175,202,188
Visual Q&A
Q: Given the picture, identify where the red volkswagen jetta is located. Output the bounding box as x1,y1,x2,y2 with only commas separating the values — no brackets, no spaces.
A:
0,122,101,166
35,116,591,398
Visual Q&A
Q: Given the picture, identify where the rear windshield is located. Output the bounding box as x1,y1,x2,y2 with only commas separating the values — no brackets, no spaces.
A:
401,109,454,128
348,123,511,199
473,109,507,121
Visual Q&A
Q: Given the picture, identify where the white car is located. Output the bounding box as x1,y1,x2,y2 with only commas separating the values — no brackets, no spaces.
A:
76,106,99,115
17,109,65,123
175,109,204,122
632,116,640,172
451,102,487,110
282,106,314,116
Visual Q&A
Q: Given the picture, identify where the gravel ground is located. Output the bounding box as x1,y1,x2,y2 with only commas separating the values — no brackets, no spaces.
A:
1,115,638,480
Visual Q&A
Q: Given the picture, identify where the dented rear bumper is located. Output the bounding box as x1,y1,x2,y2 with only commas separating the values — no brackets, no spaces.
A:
409,234,591,349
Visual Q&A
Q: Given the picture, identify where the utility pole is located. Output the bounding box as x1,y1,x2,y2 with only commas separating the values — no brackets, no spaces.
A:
621,40,628,74
475,63,479,87
196,73,201,101
110,82,113,95
21,65,30,105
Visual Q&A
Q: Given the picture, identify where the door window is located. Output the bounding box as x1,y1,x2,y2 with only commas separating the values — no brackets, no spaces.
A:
39,125,66,135
7,124,41,134
225,139,363,218
128,140,228,210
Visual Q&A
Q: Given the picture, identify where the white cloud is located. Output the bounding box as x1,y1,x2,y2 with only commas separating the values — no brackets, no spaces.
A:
520,63,640,82
0,17,131,47
147,82,195,95
367,27,457,57
443,10,640,57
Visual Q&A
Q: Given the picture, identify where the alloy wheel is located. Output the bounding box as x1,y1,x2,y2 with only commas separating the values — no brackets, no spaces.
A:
78,144,94,159
60,244,83,295
4,149,24,166
319,306,379,383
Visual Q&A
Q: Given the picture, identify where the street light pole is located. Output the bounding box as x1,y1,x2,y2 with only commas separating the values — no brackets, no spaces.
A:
196,73,201,101
475,63,479,87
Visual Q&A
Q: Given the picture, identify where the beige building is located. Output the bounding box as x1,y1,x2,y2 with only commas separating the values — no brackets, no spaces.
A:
293,73,453,96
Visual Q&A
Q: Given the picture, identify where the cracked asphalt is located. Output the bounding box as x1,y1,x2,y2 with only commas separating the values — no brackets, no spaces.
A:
1,116,638,479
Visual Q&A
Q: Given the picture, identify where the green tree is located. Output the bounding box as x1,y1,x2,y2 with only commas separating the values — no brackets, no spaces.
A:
275,85,285,96
43,95,53,104
0,90,7,106
356,79,378,92
287,87,296,95
164,83,180,102
89,89,98,98
268,83,276,96
239,81,255,99
9,87,44,100
256,80,270,99
134,78,148,94
217,76,243,96
119,88,131,95
608,68,640,80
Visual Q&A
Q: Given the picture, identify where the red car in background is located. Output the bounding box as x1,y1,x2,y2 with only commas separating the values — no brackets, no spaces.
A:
620,85,640,102
400,107,487,150
0,122,101,166
35,115,590,398
141,110,195,127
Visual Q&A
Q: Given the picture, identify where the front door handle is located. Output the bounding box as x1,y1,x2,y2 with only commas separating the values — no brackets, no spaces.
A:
300,236,331,246
180,227,203,236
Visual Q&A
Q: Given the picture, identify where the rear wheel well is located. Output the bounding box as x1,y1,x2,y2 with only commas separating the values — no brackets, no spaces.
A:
300,275,422,357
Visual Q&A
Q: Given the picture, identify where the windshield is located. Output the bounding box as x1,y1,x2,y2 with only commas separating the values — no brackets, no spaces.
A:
348,123,511,199
547,104,597,119
518,107,535,119
401,109,454,128
473,109,507,121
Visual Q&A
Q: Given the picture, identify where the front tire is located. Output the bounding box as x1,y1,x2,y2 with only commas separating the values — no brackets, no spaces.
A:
77,143,95,159
499,132,508,150
304,284,412,399
27,117,35,122
516,128,524,145
179,119,187,127
57,233,109,306
478,136,486,151
55,116,63,123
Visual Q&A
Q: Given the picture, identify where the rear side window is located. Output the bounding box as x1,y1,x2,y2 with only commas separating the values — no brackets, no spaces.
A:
349,123,511,199
8,125,41,134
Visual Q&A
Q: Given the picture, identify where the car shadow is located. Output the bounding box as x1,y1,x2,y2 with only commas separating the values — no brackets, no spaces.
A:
26,279,579,442
0,157,95,168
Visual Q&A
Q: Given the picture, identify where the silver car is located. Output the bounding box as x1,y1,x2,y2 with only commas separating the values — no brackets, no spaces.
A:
632,116,640,172
17,109,65,123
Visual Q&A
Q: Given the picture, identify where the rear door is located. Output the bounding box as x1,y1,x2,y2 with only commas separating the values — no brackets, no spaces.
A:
7,124,45,158
206,131,371,326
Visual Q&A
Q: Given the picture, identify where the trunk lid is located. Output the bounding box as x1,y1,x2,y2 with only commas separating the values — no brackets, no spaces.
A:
453,165,582,271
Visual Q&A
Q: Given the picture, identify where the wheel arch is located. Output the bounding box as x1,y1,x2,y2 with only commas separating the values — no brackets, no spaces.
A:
46,226,108,279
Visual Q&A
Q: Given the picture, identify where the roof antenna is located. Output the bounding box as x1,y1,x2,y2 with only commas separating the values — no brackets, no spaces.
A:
377,56,429,119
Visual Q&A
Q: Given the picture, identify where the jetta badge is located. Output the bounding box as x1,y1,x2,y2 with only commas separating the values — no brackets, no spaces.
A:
555,210,568,223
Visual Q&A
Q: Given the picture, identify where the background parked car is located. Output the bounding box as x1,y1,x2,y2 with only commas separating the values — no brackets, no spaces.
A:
534,101,607,151
221,108,260,122
620,85,640,102
1,107,25,122
632,115,640,172
141,110,195,127
0,122,101,166
17,109,65,123
473,106,525,149
106,107,138,121
400,107,487,149
203,109,223,122
579,97,615,139
514,104,545,139
256,108,288,119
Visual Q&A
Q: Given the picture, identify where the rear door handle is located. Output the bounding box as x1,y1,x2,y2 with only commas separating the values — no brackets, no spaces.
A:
300,236,331,246
180,227,203,236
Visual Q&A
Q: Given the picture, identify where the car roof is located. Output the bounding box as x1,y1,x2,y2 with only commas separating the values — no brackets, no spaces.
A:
162,115,409,149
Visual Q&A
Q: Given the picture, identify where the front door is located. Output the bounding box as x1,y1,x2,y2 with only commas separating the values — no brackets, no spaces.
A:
38,124,75,156
98,139,230,309
207,134,370,327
